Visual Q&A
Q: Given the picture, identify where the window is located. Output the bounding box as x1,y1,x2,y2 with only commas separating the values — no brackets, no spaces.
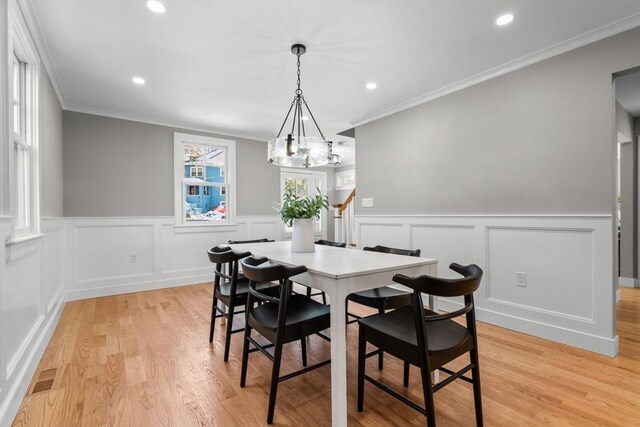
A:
280,169,327,236
335,169,356,190
9,5,40,238
174,132,236,226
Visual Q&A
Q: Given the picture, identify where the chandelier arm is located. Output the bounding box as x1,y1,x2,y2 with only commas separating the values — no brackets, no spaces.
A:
300,100,306,138
297,97,301,142
302,99,326,140
290,96,299,136
276,99,297,138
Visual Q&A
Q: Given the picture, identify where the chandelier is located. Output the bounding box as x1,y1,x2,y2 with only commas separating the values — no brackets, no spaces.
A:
267,44,340,168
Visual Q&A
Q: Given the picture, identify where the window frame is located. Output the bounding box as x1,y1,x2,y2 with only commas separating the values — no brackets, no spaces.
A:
173,132,236,228
335,168,356,191
8,0,40,239
280,168,327,239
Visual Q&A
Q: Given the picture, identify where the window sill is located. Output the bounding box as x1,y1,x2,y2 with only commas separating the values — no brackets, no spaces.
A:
5,233,44,246
173,223,238,234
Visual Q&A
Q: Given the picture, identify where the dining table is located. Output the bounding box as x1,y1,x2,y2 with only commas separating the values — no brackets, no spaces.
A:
228,240,438,426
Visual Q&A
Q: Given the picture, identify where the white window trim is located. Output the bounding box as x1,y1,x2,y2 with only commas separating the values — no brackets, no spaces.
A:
8,0,40,240
280,168,327,240
173,132,236,228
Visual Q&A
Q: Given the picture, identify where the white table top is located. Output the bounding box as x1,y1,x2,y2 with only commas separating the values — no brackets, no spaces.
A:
227,240,437,280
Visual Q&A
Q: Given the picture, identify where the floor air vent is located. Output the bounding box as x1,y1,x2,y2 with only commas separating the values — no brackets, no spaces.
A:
31,368,57,394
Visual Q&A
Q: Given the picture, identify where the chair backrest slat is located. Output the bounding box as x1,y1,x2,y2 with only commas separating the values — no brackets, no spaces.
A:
315,239,347,248
363,245,421,257
393,263,482,297
228,238,275,244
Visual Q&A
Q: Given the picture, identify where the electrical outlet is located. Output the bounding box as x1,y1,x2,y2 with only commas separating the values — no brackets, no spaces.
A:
361,198,374,208
516,272,527,287
129,254,137,263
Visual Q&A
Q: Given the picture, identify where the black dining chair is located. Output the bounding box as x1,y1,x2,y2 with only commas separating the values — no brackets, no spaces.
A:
298,239,347,304
206,246,280,362
346,245,420,369
357,263,484,427
240,256,331,424
228,238,275,244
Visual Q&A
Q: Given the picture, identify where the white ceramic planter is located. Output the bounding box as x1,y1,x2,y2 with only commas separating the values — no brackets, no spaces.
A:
291,218,316,253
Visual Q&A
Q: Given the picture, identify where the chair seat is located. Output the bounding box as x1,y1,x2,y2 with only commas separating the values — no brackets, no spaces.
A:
358,306,472,363
218,277,278,297
248,295,330,343
217,278,280,308
348,286,413,309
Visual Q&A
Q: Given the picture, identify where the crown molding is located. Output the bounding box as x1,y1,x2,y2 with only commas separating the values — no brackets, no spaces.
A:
352,14,640,128
19,0,67,108
63,103,270,143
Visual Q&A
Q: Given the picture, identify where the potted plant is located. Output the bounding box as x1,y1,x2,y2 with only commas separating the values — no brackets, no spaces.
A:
279,187,329,253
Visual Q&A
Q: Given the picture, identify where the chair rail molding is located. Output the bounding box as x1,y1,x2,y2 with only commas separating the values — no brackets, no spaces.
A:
354,214,616,356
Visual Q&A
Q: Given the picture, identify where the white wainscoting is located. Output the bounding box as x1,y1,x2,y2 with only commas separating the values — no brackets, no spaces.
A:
64,216,283,301
0,217,66,427
355,214,617,356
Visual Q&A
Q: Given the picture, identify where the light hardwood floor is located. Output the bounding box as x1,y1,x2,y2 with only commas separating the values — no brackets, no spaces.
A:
12,285,640,426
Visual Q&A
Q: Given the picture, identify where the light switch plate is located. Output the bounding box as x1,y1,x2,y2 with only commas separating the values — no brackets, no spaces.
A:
516,272,527,287
361,198,374,208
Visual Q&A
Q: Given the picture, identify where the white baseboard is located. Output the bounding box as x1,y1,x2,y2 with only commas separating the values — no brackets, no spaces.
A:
66,273,212,301
439,299,618,357
619,277,638,288
0,291,65,427
616,288,621,304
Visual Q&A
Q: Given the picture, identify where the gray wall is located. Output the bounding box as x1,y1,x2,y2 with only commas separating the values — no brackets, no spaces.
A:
40,71,63,217
355,29,640,216
63,111,280,217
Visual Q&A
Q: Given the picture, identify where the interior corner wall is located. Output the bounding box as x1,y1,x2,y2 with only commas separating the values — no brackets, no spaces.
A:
0,1,66,425
40,71,63,217
354,28,640,356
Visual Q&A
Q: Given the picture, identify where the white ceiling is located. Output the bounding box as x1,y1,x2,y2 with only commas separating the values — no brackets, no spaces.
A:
32,0,640,151
616,71,640,117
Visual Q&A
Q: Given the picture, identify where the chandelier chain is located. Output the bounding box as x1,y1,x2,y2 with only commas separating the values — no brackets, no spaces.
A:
296,52,302,96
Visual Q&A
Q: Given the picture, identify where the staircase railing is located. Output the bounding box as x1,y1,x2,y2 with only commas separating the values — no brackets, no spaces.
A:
332,189,356,246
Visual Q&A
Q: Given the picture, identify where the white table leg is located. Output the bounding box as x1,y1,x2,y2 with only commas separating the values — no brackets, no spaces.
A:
329,286,348,426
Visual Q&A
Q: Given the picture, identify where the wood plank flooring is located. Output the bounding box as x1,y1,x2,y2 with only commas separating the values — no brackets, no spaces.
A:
12,285,640,426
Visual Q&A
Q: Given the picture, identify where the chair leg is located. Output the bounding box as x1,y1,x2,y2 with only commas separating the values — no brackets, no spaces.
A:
223,305,234,362
420,363,436,427
378,303,385,370
300,337,308,367
209,294,218,343
470,348,484,426
345,299,350,324
306,287,312,298
240,326,252,388
267,340,284,424
322,292,327,305
403,361,410,387
357,325,366,412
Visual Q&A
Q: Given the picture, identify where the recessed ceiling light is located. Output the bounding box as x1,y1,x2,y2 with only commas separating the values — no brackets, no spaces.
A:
366,82,377,90
146,0,166,13
132,76,146,85
496,13,515,26
301,116,309,121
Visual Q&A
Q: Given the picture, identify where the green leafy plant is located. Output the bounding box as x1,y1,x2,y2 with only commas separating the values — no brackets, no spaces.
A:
278,187,329,227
